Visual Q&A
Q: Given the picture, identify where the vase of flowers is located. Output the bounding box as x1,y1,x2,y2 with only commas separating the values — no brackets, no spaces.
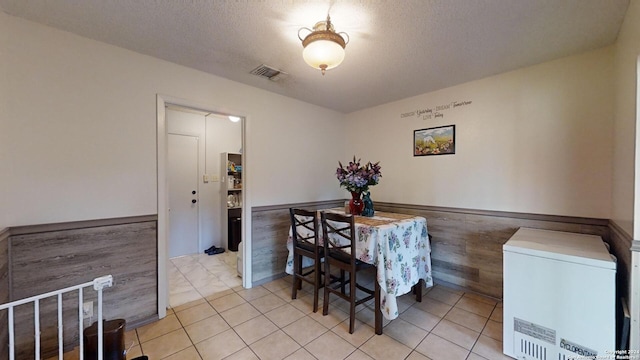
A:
336,157,382,215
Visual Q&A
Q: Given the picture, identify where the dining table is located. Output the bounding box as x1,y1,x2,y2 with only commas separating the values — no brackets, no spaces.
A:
285,208,433,334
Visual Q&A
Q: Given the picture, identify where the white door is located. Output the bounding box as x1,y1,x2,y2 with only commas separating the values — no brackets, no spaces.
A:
168,134,199,258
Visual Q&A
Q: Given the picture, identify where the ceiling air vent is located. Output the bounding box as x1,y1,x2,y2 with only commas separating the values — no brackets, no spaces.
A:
250,64,288,81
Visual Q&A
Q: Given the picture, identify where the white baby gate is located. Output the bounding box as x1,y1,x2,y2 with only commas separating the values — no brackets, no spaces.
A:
0,275,113,360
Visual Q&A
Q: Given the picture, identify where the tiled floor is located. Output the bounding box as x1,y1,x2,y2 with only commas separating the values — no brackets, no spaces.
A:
132,252,508,360
55,252,510,359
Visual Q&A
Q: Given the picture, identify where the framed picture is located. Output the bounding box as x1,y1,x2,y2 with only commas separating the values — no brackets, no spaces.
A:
414,125,455,156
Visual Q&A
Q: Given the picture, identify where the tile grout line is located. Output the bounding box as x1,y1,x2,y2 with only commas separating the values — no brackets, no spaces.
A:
464,302,498,360
411,288,490,359
163,257,504,360
218,284,300,359
164,254,239,359
242,282,325,360
175,281,255,359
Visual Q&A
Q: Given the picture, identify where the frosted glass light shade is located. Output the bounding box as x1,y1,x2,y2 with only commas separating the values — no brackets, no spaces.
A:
302,39,345,71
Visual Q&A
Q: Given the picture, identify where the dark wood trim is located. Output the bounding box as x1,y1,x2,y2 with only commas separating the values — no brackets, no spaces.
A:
433,278,502,302
6,234,11,304
608,219,634,319
376,202,610,226
609,220,633,246
255,200,612,228
1,228,10,304
609,219,632,242
126,314,159,330
0,228,9,360
252,273,287,287
252,200,345,213
9,214,158,236
0,229,9,243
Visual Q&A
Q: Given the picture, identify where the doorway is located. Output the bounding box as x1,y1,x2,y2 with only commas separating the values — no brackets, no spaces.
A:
157,95,251,318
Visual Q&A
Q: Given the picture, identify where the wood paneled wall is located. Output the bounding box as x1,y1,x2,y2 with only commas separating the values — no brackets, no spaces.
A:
250,200,615,299
609,221,633,302
0,228,9,360
374,202,610,298
251,200,344,284
6,216,158,359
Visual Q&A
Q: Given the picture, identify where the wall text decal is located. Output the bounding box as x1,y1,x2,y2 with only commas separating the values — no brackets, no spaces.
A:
401,100,472,120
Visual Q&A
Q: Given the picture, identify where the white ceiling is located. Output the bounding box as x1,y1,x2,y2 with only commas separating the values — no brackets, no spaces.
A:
0,0,629,113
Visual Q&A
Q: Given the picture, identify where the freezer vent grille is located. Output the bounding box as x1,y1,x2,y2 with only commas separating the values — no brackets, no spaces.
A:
518,337,548,360
514,318,555,360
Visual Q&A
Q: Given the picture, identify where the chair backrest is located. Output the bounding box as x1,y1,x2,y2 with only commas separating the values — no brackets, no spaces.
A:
289,208,319,248
320,211,356,265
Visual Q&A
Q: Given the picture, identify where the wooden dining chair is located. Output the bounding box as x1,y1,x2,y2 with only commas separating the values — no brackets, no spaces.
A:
289,208,324,312
320,211,380,334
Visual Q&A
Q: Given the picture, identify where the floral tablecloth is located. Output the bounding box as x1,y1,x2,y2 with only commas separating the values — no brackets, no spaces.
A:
285,208,433,320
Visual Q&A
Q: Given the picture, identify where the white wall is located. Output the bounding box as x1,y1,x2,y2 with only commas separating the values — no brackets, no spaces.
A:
613,0,640,238
0,12,346,228
344,47,614,219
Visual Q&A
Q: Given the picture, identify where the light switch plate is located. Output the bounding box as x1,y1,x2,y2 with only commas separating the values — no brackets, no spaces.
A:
211,175,219,182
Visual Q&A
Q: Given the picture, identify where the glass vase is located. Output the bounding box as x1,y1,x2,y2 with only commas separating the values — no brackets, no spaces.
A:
349,191,364,215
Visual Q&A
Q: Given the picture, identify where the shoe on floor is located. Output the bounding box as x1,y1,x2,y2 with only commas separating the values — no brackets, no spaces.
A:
206,247,225,255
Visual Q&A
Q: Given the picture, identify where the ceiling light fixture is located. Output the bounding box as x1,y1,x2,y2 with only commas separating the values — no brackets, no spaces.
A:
228,116,241,123
298,14,349,75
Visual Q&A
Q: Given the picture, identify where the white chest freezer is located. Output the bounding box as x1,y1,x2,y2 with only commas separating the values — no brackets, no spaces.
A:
503,227,616,360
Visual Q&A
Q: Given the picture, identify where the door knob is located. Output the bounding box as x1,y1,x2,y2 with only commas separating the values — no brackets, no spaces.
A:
192,199,197,204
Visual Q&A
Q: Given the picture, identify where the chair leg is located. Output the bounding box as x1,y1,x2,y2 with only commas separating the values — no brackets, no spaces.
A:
312,257,321,313
415,279,423,303
374,279,382,335
296,255,303,290
292,254,305,299
291,279,297,300
323,261,330,316
291,255,299,300
349,271,356,334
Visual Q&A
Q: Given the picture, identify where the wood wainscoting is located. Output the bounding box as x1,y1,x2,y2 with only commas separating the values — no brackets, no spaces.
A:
251,200,344,285
0,228,9,360
5,215,158,359
609,221,633,303
251,200,616,299
374,202,611,299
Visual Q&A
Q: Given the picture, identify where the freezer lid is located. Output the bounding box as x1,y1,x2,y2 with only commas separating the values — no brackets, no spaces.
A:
503,227,616,269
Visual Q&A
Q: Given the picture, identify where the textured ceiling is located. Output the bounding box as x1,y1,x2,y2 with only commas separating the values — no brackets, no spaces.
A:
0,0,629,113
